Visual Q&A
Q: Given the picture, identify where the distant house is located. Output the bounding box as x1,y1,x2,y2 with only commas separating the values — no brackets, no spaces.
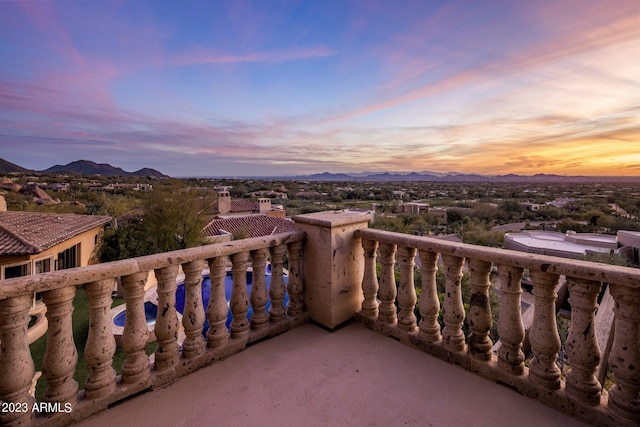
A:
0,211,111,280
101,183,153,192
398,202,429,215
250,190,288,199
520,202,541,212
504,229,640,263
46,183,70,192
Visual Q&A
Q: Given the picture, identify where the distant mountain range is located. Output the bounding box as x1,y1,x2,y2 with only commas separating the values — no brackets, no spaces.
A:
295,171,640,183
1,158,638,182
0,159,168,178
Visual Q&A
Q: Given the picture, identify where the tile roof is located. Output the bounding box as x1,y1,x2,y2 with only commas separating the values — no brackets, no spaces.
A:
203,215,294,238
193,197,218,216
194,198,259,216
230,199,258,212
0,211,112,256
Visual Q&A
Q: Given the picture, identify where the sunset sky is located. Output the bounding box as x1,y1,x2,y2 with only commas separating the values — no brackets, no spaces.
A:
1,0,638,177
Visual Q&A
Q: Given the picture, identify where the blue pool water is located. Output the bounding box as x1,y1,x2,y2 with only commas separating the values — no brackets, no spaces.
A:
175,269,288,331
112,268,288,334
113,300,158,327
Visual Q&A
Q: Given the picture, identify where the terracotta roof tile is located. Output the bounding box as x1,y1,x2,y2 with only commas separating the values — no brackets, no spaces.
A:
0,212,112,255
194,197,218,215
195,197,259,216
230,199,258,212
203,215,293,238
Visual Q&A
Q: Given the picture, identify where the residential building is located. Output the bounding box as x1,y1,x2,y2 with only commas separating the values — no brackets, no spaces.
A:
0,210,112,280
520,202,542,211
504,229,640,263
398,201,429,214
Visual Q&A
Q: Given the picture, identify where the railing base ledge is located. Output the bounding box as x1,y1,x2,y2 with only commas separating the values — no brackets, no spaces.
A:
354,312,635,427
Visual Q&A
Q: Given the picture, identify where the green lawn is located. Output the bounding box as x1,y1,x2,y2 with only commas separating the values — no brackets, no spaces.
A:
29,287,156,401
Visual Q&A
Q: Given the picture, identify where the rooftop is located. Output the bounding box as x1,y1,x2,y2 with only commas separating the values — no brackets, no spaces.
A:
504,230,618,257
203,215,294,238
0,211,111,255
194,196,266,217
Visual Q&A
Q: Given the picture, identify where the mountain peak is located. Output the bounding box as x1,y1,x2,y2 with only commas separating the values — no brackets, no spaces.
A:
0,158,168,177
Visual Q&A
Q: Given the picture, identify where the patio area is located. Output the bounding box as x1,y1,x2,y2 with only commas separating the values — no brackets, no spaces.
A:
78,322,587,427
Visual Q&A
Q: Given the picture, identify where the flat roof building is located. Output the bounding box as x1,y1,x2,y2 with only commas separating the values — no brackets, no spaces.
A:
504,229,640,263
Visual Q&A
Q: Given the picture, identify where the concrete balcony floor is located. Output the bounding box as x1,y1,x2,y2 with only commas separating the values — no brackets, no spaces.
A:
79,322,587,427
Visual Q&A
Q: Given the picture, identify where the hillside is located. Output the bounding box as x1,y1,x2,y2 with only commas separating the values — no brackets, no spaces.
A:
0,158,31,173
41,160,168,177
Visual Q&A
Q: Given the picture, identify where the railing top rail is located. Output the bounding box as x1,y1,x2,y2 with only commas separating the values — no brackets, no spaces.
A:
357,228,640,289
0,231,305,300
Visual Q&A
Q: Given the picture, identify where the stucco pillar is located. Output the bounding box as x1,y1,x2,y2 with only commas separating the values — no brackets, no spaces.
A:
293,211,372,330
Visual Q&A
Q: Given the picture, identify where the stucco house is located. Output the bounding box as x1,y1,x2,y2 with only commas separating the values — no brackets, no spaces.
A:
0,211,112,280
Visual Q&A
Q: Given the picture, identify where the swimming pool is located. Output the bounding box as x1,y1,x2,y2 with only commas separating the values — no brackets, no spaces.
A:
112,300,158,327
111,267,288,343
175,269,288,331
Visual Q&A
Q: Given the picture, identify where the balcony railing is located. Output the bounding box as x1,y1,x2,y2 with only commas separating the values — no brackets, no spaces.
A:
355,228,639,427
0,211,638,426
0,232,306,426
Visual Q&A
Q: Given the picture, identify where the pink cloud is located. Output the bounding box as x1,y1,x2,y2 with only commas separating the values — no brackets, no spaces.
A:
171,45,336,66
320,1,638,124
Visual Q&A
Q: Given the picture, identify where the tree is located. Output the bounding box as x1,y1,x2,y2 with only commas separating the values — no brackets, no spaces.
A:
462,222,504,247
100,222,155,262
371,216,411,234
584,251,631,267
140,190,209,253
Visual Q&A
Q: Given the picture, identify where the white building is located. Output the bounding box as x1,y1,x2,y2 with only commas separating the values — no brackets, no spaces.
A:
504,229,640,263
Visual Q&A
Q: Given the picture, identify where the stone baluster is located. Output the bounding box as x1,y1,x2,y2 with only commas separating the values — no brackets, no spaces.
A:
607,283,640,422
41,286,78,407
121,271,151,384
397,246,417,332
0,295,35,426
528,270,561,390
377,243,397,325
250,248,269,330
181,260,206,358
230,252,251,338
84,279,117,399
206,256,230,348
496,265,525,375
441,255,466,352
286,240,304,316
153,266,180,370
565,276,602,406
360,239,380,318
467,259,493,360
269,244,287,323
418,250,440,342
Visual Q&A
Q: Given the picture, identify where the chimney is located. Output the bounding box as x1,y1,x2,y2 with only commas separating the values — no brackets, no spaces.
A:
218,191,231,215
258,197,271,214
0,195,6,212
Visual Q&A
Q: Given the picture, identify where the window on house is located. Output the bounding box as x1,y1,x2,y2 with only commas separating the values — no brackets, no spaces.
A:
34,257,52,274
3,262,30,279
34,292,43,305
57,244,79,270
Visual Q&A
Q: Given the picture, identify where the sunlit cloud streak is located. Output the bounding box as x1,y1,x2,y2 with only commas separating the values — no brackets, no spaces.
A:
172,46,336,66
